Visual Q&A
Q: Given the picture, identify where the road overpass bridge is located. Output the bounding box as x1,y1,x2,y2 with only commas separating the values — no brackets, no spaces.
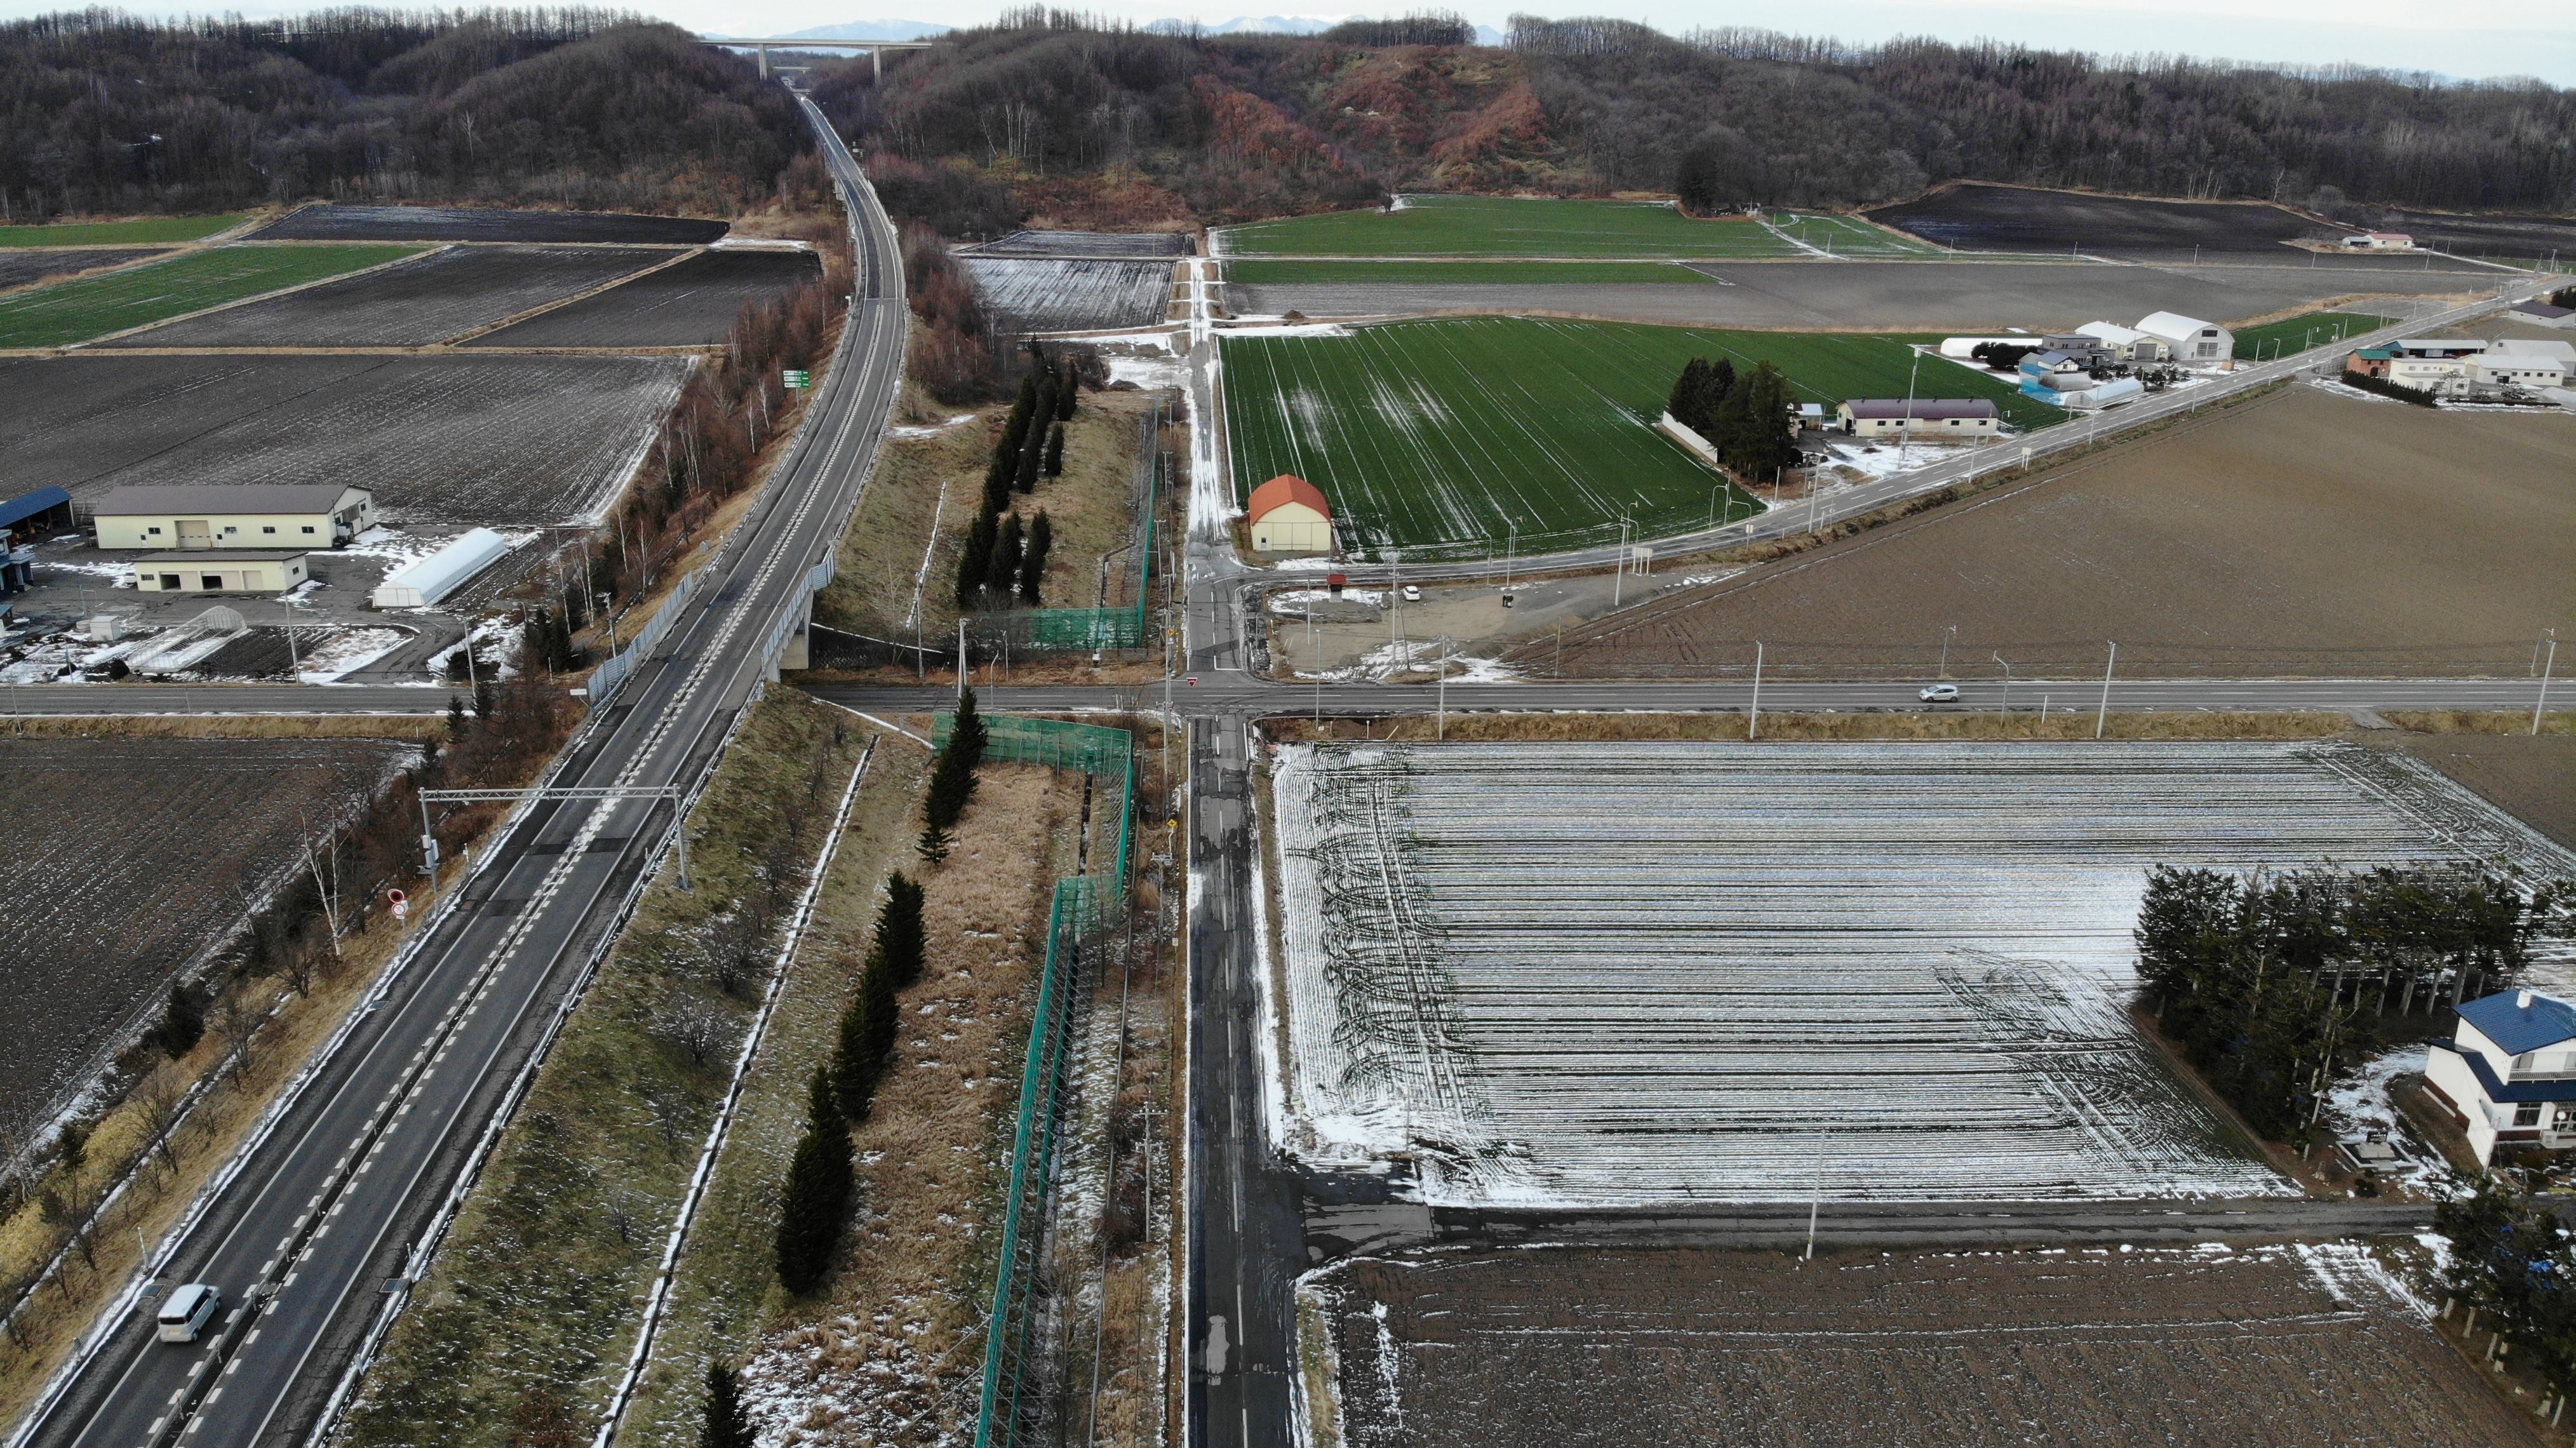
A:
698,34,934,78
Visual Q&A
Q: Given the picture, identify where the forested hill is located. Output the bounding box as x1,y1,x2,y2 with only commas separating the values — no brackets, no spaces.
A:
1,8,810,222
810,10,2576,232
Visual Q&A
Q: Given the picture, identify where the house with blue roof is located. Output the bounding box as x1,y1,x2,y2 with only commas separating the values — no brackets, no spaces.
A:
2425,989,2576,1164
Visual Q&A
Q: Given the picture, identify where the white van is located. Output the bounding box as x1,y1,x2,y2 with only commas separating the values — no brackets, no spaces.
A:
156,1284,220,1344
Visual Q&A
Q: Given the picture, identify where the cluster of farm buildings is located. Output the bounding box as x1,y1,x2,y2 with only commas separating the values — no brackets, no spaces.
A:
0,481,504,608
2347,333,2576,402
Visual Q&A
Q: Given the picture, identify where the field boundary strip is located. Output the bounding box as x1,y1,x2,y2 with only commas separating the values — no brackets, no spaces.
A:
0,243,436,351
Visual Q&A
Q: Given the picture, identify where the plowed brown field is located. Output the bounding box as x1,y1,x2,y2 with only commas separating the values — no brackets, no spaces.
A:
1318,1243,2539,1447
1526,386,2575,680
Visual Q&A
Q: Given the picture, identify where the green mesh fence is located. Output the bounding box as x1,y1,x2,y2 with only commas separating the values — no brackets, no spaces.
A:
944,714,1136,1447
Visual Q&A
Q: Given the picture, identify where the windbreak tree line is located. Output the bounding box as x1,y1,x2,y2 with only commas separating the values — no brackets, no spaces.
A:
1,10,813,220
955,343,1073,610
2436,1174,2576,1416
1663,355,1802,480
775,869,929,1294
2135,864,2571,1144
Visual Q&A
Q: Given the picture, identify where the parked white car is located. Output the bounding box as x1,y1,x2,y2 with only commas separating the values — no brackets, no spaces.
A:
1919,683,1961,702
156,1284,220,1343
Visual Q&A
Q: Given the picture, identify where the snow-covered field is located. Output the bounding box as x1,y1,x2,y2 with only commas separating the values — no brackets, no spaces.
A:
959,257,1173,334
1268,740,2572,1207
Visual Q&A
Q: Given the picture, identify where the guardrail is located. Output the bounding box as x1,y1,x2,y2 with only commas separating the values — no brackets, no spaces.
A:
587,565,704,704
929,713,1135,1448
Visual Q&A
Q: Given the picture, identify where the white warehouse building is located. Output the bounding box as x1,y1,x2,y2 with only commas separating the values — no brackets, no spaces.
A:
2135,311,2233,366
372,528,514,608
93,484,375,551
2073,321,2168,362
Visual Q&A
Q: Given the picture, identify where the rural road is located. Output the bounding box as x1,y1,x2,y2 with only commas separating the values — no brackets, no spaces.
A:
11,93,907,1448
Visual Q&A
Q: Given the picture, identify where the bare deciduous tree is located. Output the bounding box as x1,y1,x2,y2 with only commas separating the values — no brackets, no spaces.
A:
653,995,737,1069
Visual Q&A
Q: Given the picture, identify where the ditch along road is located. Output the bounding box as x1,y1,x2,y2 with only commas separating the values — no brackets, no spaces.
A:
10,96,904,1448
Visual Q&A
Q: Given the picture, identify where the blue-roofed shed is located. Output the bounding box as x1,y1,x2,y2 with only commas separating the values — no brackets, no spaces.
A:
0,486,72,535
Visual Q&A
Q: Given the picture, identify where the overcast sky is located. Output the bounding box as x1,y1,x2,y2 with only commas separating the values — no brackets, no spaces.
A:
14,0,2571,85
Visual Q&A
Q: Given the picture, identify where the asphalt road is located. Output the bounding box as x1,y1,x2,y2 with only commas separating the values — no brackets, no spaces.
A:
1184,718,1303,1448
811,675,2558,720
13,94,906,1448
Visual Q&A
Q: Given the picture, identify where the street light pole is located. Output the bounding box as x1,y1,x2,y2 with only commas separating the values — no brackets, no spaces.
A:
1994,652,2013,718
1938,625,1955,680
1749,641,1762,741
2537,633,2558,737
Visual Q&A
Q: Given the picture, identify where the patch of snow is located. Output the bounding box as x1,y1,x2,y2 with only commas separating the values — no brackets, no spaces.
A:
295,626,408,682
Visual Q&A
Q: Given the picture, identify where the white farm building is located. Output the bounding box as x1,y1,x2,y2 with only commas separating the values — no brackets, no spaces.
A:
372,528,514,607
1837,398,2000,439
2135,312,2232,366
93,484,375,551
132,550,310,595
2073,321,2168,362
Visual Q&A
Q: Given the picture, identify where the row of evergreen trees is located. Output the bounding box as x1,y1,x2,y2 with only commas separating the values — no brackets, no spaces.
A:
2135,864,2568,1143
956,346,1078,610
918,687,987,863
2436,1174,2576,1412
773,869,934,1294
1663,355,1804,480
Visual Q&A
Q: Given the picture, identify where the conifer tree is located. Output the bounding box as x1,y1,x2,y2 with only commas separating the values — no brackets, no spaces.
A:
1667,356,1711,426
1014,432,1043,492
922,687,986,841
831,942,899,1120
699,1362,753,1448
1018,511,1053,604
955,510,996,609
1042,422,1066,478
987,513,1024,596
774,1065,851,1293
1056,359,1079,419
881,873,927,988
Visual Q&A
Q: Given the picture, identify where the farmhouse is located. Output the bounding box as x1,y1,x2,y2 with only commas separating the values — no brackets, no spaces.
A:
1247,474,1333,556
93,484,375,551
2345,347,2395,379
2340,232,2415,250
2424,989,2576,1165
2074,321,2168,362
1837,398,2000,438
2016,351,2094,391
131,550,311,595
2136,311,2232,366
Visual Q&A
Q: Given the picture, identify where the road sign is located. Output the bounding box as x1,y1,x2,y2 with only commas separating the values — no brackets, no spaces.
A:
387,888,408,920
782,368,812,390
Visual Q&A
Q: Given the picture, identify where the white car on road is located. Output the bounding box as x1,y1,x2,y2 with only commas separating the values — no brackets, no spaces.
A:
1918,683,1961,702
156,1284,220,1343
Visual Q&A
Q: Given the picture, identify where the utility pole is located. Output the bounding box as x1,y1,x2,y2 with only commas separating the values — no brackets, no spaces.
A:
1938,624,1956,680
1748,641,1762,741
2096,640,2116,739
2537,632,2558,737
1437,647,1448,740
956,616,967,703
1388,546,1402,664
1994,652,2013,718
1612,518,1630,609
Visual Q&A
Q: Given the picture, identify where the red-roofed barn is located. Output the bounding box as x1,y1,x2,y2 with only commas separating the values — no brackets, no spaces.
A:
1247,474,1332,556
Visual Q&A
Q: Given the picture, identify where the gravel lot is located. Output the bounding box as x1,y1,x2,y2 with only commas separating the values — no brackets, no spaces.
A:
961,257,1172,333
466,246,819,347
1317,1242,2540,1447
0,736,415,1144
1532,386,2576,680
0,352,690,525
245,203,727,245
1231,257,2486,331
0,248,171,292
99,245,673,348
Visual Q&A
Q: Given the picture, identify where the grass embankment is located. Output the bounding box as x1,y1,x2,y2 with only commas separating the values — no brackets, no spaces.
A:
0,214,249,247
2232,310,2394,358
1223,316,2048,560
1226,258,1719,286
814,385,1158,643
0,242,422,347
340,695,883,1448
626,752,1091,1444
1219,195,1801,259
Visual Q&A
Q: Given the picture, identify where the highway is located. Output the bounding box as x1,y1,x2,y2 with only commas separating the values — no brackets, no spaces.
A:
11,93,906,1448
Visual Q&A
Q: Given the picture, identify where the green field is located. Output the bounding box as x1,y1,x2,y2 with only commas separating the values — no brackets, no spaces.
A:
1219,195,1803,260
2232,310,2395,359
1223,317,2057,560
1224,258,1722,285
0,214,250,247
1766,212,1947,258
0,243,424,347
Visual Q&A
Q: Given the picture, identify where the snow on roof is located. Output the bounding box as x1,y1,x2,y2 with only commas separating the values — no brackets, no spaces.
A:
1248,474,1329,521
2460,990,2576,1056
2137,311,2222,339
1842,398,1999,420
2076,321,2149,345
2493,339,2576,364
372,527,513,608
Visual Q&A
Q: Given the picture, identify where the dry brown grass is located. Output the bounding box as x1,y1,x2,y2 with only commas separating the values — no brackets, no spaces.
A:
721,761,1085,1445
1,713,443,738
2383,711,2576,736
